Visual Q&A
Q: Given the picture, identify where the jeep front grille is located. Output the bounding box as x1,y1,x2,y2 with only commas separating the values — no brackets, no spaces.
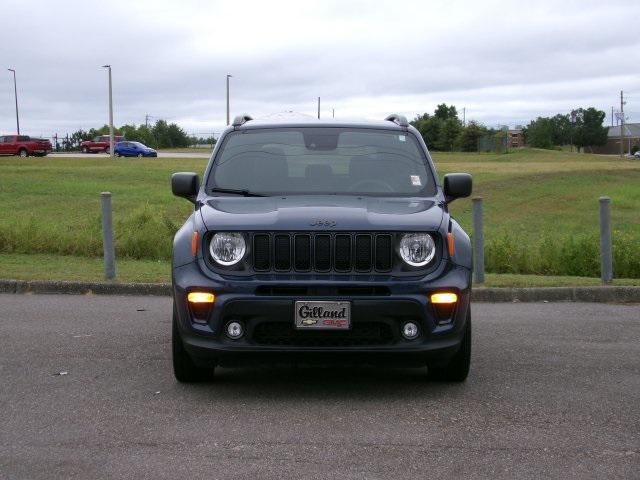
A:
252,233,394,273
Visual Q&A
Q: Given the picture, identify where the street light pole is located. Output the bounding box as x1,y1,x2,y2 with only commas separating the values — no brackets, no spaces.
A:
102,65,114,158
7,69,20,135
226,74,232,126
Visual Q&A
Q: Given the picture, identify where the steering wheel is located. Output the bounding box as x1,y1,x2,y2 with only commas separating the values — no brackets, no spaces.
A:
348,179,395,193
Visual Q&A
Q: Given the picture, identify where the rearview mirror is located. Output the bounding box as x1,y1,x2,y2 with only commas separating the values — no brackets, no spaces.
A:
443,173,472,202
172,172,200,203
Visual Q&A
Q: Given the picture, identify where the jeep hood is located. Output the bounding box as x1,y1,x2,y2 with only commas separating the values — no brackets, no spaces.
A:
199,196,444,232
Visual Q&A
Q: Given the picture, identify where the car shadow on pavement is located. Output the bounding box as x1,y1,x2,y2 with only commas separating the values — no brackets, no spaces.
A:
179,365,468,401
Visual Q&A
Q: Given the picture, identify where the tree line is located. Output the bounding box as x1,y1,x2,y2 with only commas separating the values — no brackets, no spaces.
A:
523,108,608,151
410,104,507,152
410,103,609,152
63,120,216,150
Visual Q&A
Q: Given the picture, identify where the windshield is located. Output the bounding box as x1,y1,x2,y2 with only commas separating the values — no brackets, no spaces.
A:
208,128,435,196
131,142,146,148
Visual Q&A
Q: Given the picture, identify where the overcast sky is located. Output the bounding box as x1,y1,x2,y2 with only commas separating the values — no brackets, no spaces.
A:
1,0,639,138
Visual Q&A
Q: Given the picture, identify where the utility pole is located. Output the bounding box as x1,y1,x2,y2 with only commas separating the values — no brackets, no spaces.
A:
611,106,614,127
7,69,19,134
144,114,150,128
620,90,625,158
102,65,114,158
463,107,466,127
226,74,232,125
332,108,335,119
317,97,321,119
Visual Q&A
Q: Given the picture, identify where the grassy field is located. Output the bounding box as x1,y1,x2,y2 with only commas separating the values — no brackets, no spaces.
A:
0,148,638,281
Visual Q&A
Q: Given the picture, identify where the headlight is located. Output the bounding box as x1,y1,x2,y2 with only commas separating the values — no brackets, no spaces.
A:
209,232,246,266
398,233,436,267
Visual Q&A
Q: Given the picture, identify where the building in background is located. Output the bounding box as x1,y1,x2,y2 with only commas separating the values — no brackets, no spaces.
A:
508,129,525,148
588,123,640,154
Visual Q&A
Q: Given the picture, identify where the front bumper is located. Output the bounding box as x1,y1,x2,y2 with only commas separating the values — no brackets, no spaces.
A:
173,260,471,367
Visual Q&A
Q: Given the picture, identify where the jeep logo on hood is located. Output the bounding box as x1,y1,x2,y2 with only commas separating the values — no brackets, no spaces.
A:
310,219,336,227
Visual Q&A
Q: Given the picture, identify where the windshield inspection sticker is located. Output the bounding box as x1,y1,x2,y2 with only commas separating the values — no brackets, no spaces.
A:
410,175,422,186
398,135,406,142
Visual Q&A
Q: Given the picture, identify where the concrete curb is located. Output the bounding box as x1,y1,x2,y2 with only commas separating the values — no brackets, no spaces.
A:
0,280,170,297
1,279,639,303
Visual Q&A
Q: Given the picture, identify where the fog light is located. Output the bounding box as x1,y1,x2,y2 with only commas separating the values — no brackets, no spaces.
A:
226,321,244,339
402,322,420,340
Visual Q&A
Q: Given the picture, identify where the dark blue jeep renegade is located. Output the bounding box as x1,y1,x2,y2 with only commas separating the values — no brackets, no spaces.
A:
171,114,473,382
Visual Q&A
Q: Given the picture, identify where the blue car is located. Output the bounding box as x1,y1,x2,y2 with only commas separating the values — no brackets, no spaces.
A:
114,141,157,157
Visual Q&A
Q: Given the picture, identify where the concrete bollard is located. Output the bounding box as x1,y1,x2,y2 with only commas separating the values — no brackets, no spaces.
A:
101,192,116,280
472,197,485,284
599,197,613,284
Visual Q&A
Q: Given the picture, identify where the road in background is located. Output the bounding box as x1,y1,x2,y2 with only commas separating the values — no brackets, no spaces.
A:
48,151,211,159
0,295,638,479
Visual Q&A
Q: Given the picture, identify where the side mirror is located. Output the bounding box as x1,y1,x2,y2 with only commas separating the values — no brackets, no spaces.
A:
443,173,472,202
172,172,200,203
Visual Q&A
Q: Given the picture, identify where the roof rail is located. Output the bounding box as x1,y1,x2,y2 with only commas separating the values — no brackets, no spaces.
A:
384,114,408,127
232,114,253,127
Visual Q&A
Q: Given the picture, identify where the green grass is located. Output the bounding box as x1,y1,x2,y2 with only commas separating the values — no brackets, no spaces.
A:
0,253,170,283
0,148,638,281
2,253,638,287
440,149,640,277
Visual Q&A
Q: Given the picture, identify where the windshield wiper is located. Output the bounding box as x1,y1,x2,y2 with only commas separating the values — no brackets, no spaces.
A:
210,187,266,197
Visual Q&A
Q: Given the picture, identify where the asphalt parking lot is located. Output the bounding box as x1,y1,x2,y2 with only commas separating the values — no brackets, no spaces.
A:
0,294,638,479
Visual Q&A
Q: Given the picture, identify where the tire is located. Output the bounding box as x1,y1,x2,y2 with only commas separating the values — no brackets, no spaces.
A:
81,146,88,153
116,152,121,157
18,148,28,158
428,312,471,382
172,307,214,383
137,153,143,158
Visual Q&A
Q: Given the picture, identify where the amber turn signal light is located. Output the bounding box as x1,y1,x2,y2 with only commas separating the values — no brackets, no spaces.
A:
446,232,455,257
191,231,200,256
187,291,215,322
187,292,215,304
430,292,458,304
430,292,458,323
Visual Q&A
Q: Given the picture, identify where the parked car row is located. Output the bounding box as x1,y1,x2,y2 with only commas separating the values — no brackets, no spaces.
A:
80,136,157,157
0,135,52,157
0,133,157,158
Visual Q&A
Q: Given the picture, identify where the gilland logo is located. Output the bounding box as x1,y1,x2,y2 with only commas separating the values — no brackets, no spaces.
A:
296,302,350,329
310,219,337,227
298,304,347,319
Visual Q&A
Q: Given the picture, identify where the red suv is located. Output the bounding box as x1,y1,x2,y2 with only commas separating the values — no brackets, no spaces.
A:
80,135,124,153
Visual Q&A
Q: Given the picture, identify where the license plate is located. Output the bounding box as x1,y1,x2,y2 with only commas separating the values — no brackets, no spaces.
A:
294,301,351,329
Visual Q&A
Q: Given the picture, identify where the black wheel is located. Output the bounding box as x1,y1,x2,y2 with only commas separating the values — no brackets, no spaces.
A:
18,148,28,158
81,146,89,153
137,153,143,158
172,307,214,383
116,152,121,157
428,312,471,382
